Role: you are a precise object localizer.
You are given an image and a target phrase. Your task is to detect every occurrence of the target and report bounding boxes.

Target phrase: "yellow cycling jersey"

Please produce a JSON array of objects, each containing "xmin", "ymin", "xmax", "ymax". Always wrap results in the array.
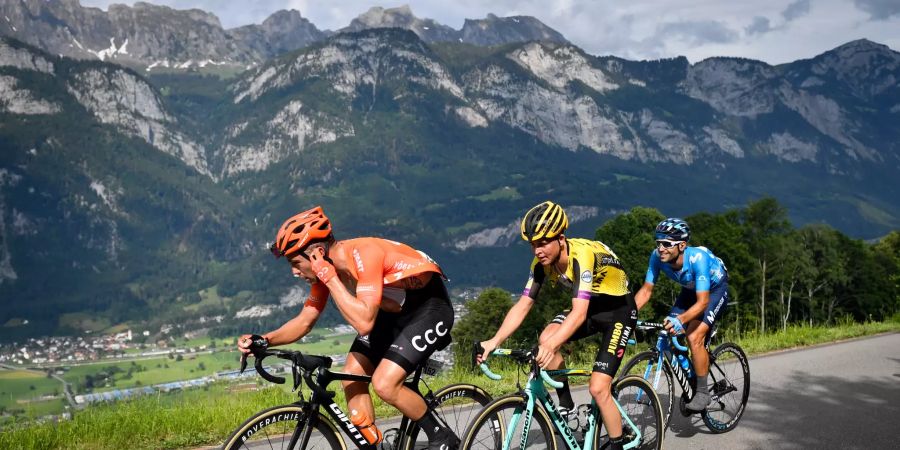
[{"xmin": 523, "ymin": 238, "xmax": 630, "ymax": 300}]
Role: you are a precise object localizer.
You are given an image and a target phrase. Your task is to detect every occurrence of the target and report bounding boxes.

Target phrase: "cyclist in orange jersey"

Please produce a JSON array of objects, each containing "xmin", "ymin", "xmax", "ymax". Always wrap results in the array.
[{"xmin": 238, "ymin": 206, "xmax": 459, "ymax": 450}]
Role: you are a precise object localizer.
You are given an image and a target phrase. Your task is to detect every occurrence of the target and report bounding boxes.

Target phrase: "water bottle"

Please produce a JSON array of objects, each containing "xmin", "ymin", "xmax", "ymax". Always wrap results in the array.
[
  {"xmin": 351, "ymin": 409, "xmax": 383, "ymax": 445},
  {"xmin": 677, "ymin": 353, "xmax": 692, "ymax": 378}
]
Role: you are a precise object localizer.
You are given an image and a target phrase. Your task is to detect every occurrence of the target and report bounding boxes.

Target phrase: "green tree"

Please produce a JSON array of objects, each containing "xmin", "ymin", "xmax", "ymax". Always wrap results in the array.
[
  {"xmin": 742, "ymin": 197, "xmax": 790, "ymax": 333},
  {"xmin": 595, "ymin": 206, "xmax": 675, "ymax": 320},
  {"xmin": 452, "ymin": 288, "xmax": 515, "ymax": 366}
]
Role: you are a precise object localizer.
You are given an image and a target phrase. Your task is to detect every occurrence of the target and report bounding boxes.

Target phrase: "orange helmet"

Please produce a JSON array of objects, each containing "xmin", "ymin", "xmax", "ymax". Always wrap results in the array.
[{"xmin": 270, "ymin": 206, "xmax": 332, "ymax": 258}]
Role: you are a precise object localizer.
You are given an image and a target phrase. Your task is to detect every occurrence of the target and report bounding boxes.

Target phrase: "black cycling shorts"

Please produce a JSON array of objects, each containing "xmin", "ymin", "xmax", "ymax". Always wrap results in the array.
[
  {"xmin": 349, "ymin": 275, "xmax": 453, "ymax": 373},
  {"xmin": 549, "ymin": 293, "xmax": 637, "ymax": 376}
]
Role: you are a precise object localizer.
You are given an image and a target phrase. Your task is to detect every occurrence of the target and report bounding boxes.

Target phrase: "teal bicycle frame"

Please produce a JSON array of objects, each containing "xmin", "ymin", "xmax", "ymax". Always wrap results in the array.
[{"xmin": 479, "ymin": 349, "xmax": 643, "ymax": 450}]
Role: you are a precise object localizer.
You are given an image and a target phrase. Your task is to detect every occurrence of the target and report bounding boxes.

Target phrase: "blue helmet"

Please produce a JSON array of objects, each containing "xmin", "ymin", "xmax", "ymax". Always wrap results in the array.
[{"xmin": 655, "ymin": 218, "xmax": 690, "ymax": 241}]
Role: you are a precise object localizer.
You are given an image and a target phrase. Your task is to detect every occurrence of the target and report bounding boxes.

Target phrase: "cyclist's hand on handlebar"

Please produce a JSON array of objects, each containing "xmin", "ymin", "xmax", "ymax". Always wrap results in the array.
[
  {"xmin": 238, "ymin": 334, "xmax": 269, "ymax": 355},
  {"xmin": 536, "ymin": 340, "xmax": 561, "ymax": 368},
  {"xmin": 476, "ymin": 340, "xmax": 497, "ymax": 365},
  {"xmin": 664, "ymin": 315, "xmax": 685, "ymax": 336},
  {"xmin": 309, "ymin": 247, "xmax": 337, "ymax": 284}
]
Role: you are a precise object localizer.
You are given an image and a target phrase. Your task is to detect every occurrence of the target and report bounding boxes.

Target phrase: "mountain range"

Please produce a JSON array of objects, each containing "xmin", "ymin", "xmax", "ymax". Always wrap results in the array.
[{"xmin": 0, "ymin": 0, "xmax": 898, "ymax": 340}]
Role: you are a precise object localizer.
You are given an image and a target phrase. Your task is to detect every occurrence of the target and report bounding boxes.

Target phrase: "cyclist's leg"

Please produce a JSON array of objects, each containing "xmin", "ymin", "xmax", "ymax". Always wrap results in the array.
[
  {"xmin": 685, "ymin": 282, "xmax": 728, "ymax": 410},
  {"xmin": 373, "ymin": 277, "xmax": 457, "ymax": 448},
  {"xmin": 345, "ymin": 319, "xmax": 393, "ymax": 444},
  {"xmin": 342, "ymin": 350, "xmax": 377, "ymax": 422},
  {"xmin": 589, "ymin": 294, "xmax": 637, "ymax": 450},
  {"xmin": 539, "ymin": 311, "xmax": 590, "ymax": 411}
]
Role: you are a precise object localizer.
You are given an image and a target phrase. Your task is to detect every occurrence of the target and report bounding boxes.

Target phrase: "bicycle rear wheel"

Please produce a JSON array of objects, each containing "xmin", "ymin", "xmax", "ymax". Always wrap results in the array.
[
  {"xmin": 222, "ymin": 404, "xmax": 345, "ymax": 450},
  {"xmin": 701, "ymin": 342, "xmax": 750, "ymax": 433},
  {"xmin": 619, "ymin": 350, "xmax": 674, "ymax": 429},
  {"xmin": 595, "ymin": 375, "xmax": 663, "ymax": 450},
  {"xmin": 402, "ymin": 383, "xmax": 495, "ymax": 450},
  {"xmin": 460, "ymin": 394, "xmax": 557, "ymax": 450}
]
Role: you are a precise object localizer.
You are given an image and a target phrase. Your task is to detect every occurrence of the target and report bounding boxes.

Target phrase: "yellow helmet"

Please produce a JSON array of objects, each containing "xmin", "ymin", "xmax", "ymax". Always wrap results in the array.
[{"xmin": 520, "ymin": 201, "xmax": 568, "ymax": 242}]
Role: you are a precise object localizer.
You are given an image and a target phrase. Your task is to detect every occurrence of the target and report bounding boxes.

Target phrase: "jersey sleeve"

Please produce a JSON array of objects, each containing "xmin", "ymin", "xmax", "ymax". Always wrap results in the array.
[
  {"xmin": 522, "ymin": 257, "xmax": 544, "ymax": 300},
  {"xmin": 571, "ymin": 247, "xmax": 595, "ymax": 300},
  {"xmin": 354, "ymin": 244, "xmax": 387, "ymax": 306},
  {"xmin": 690, "ymin": 249, "xmax": 712, "ymax": 292},
  {"xmin": 303, "ymin": 282, "xmax": 330, "ymax": 312},
  {"xmin": 644, "ymin": 250, "xmax": 661, "ymax": 285}
]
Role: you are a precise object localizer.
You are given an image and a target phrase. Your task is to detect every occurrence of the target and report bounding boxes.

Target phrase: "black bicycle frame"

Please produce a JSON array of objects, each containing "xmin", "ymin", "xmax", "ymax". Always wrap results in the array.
[{"xmin": 290, "ymin": 363, "xmax": 432, "ymax": 450}]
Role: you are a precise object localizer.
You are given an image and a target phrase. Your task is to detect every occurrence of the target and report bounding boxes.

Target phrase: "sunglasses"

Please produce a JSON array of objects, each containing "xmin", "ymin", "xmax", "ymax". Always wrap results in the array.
[{"xmin": 655, "ymin": 239, "xmax": 683, "ymax": 249}]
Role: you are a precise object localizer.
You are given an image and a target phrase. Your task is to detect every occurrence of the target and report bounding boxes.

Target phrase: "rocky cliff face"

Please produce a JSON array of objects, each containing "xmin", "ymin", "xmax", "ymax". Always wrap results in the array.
[
  {"xmin": 341, "ymin": 5, "xmax": 569, "ymax": 46},
  {"xmin": 0, "ymin": 1, "xmax": 567, "ymax": 71},
  {"xmin": 217, "ymin": 31, "xmax": 900, "ymax": 175},
  {"xmin": 0, "ymin": 0, "xmax": 324, "ymax": 70}
]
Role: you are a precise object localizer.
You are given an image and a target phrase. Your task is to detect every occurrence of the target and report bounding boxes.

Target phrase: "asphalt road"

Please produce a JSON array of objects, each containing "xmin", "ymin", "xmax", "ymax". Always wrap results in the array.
[{"xmin": 566, "ymin": 332, "xmax": 900, "ymax": 450}]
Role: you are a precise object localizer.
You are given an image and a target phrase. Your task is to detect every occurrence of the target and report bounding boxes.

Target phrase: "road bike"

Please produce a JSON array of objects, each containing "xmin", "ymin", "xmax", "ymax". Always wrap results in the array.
[
  {"xmin": 618, "ymin": 321, "xmax": 750, "ymax": 433},
  {"xmin": 222, "ymin": 345, "xmax": 494, "ymax": 450},
  {"xmin": 460, "ymin": 346, "xmax": 664, "ymax": 450}
]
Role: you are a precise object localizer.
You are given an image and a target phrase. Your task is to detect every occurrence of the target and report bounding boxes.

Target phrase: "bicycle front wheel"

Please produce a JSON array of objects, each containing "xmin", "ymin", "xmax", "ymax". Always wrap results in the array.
[
  {"xmin": 222, "ymin": 404, "xmax": 346, "ymax": 450},
  {"xmin": 701, "ymin": 342, "xmax": 750, "ymax": 433},
  {"xmin": 402, "ymin": 383, "xmax": 495, "ymax": 450},
  {"xmin": 460, "ymin": 394, "xmax": 557, "ymax": 450},
  {"xmin": 619, "ymin": 350, "xmax": 674, "ymax": 429},
  {"xmin": 597, "ymin": 375, "xmax": 663, "ymax": 450}
]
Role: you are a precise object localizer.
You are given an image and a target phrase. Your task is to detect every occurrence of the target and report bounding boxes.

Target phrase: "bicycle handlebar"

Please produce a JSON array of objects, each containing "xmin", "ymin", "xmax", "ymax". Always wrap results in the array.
[
  {"xmin": 636, "ymin": 320, "xmax": 689, "ymax": 351},
  {"xmin": 474, "ymin": 346, "xmax": 565, "ymax": 388},
  {"xmin": 240, "ymin": 344, "xmax": 334, "ymax": 387}
]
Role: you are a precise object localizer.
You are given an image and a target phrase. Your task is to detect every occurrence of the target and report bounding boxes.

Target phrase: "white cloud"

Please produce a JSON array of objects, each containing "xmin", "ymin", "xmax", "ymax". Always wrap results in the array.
[
  {"xmin": 78, "ymin": 0, "xmax": 900, "ymax": 64},
  {"xmin": 853, "ymin": 0, "xmax": 900, "ymax": 20}
]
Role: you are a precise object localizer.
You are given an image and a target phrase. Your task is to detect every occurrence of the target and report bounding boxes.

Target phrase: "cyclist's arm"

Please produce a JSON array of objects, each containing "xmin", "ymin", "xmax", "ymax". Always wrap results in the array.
[
  {"xmin": 263, "ymin": 305, "xmax": 321, "ymax": 346},
  {"xmin": 544, "ymin": 298, "xmax": 588, "ymax": 350},
  {"xmin": 635, "ymin": 281, "xmax": 655, "ymax": 310},
  {"xmin": 676, "ymin": 290, "xmax": 709, "ymax": 324},
  {"xmin": 315, "ymin": 246, "xmax": 381, "ymax": 336},
  {"xmin": 637, "ymin": 250, "xmax": 661, "ymax": 310},
  {"xmin": 484, "ymin": 295, "xmax": 535, "ymax": 347}
]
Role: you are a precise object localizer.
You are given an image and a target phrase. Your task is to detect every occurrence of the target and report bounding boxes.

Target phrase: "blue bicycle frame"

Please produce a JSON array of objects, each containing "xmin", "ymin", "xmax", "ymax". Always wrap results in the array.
[{"xmin": 632, "ymin": 321, "xmax": 694, "ymax": 403}]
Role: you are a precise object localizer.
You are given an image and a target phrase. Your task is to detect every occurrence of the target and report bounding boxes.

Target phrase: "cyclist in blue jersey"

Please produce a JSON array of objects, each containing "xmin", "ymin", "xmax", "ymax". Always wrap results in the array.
[{"xmin": 634, "ymin": 218, "xmax": 729, "ymax": 411}]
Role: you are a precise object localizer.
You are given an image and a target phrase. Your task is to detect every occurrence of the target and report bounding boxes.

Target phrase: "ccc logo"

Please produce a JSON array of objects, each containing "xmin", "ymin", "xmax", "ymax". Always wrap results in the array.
[{"xmin": 412, "ymin": 322, "xmax": 448, "ymax": 351}]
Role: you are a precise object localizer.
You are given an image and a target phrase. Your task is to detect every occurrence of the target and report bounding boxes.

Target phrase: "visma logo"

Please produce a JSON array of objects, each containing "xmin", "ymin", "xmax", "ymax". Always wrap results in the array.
[{"xmin": 412, "ymin": 322, "xmax": 448, "ymax": 351}]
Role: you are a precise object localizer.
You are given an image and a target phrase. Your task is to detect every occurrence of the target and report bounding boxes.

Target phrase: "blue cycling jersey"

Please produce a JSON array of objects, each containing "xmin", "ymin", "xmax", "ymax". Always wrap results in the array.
[{"xmin": 645, "ymin": 246, "xmax": 726, "ymax": 292}]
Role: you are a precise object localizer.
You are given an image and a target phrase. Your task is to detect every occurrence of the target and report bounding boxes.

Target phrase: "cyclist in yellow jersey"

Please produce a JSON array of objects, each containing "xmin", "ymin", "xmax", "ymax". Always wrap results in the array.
[{"xmin": 476, "ymin": 201, "xmax": 637, "ymax": 450}]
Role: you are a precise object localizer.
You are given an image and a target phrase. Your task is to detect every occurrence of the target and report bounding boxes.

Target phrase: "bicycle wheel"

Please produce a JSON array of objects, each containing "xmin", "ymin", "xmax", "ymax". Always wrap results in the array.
[
  {"xmin": 402, "ymin": 384, "xmax": 495, "ymax": 450},
  {"xmin": 701, "ymin": 342, "xmax": 750, "ymax": 433},
  {"xmin": 593, "ymin": 375, "xmax": 663, "ymax": 450},
  {"xmin": 222, "ymin": 404, "xmax": 345, "ymax": 450},
  {"xmin": 619, "ymin": 350, "xmax": 674, "ymax": 429},
  {"xmin": 460, "ymin": 394, "xmax": 557, "ymax": 450}
]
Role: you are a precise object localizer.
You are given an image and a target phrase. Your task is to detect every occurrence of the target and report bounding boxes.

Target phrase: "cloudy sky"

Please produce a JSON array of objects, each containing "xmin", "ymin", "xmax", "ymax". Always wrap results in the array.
[{"xmin": 80, "ymin": 0, "xmax": 900, "ymax": 64}]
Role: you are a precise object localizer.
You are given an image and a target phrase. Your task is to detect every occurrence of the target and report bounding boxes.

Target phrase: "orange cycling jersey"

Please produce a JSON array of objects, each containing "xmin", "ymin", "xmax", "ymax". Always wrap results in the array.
[{"xmin": 304, "ymin": 238, "xmax": 444, "ymax": 312}]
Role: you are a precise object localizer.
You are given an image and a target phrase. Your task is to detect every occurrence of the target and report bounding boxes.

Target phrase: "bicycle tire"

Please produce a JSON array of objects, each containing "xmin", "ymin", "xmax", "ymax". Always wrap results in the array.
[
  {"xmin": 400, "ymin": 383, "xmax": 495, "ymax": 450},
  {"xmin": 594, "ymin": 375, "xmax": 664, "ymax": 450},
  {"xmin": 619, "ymin": 350, "xmax": 674, "ymax": 429},
  {"xmin": 460, "ymin": 394, "xmax": 557, "ymax": 450},
  {"xmin": 222, "ymin": 404, "xmax": 346, "ymax": 450},
  {"xmin": 701, "ymin": 342, "xmax": 750, "ymax": 433}
]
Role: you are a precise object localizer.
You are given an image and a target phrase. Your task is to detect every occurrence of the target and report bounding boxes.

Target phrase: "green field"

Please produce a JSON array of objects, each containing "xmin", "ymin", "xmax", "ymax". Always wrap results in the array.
[
  {"xmin": 0, "ymin": 331, "xmax": 358, "ymax": 418},
  {"xmin": 0, "ymin": 369, "xmax": 63, "ymax": 415}
]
